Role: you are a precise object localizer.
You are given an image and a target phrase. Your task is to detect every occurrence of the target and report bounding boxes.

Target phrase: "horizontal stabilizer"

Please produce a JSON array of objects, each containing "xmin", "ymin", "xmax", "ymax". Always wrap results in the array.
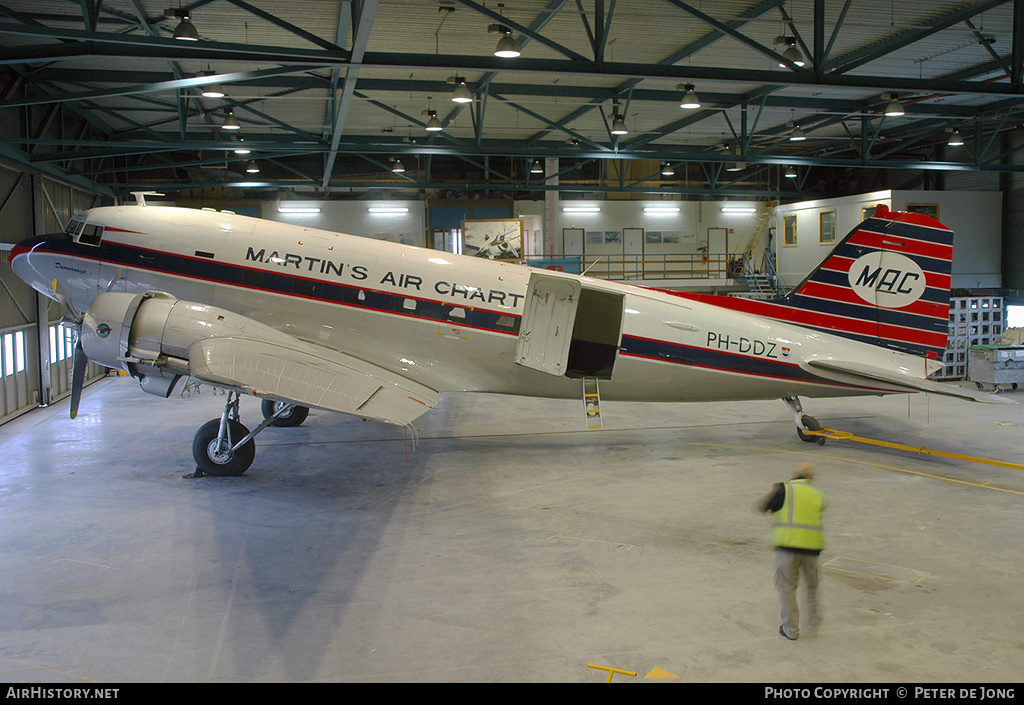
[
  {"xmin": 189, "ymin": 336, "xmax": 439, "ymax": 425},
  {"xmin": 806, "ymin": 359, "xmax": 1016, "ymax": 404}
]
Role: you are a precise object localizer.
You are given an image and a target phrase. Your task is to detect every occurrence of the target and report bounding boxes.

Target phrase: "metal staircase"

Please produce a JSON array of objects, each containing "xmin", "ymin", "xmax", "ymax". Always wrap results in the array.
[{"xmin": 736, "ymin": 201, "xmax": 785, "ymax": 298}]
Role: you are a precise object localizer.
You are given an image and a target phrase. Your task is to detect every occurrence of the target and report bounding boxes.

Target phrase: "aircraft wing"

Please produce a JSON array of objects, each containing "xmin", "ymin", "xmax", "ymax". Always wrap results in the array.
[
  {"xmin": 189, "ymin": 336, "xmax": 439, "ymax": 425},
  {"xmin": 805, "ymin": 359, "xmax": 1016, "ymax": 404}
]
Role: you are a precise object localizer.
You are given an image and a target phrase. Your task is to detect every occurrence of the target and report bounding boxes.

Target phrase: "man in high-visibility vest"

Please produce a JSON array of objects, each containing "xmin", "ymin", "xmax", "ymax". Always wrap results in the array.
[{"xmin": 759, "ymin": 463, "xmax": 828, "ymax": 640}]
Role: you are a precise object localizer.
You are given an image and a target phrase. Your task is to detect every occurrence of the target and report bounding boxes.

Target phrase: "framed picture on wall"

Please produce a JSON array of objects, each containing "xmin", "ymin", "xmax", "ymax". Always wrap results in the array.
[
  {"xmin": 819, "ymin": 210, "xmax": 837, "ymax": 245},
  {"xmin": 783, "ymin": 215, "xmax": 797, "ymax": 247},
  {"xmin": 461, "ymin": 218, "xmax": 523, "ymax": 260},
  {"xmin": 906, "ymin": 203, "xmax": 939, "ymax": 220}
]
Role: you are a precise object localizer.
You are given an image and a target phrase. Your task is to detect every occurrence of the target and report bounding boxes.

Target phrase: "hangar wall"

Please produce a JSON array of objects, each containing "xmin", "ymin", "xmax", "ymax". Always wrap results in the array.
[{"xmin": 776, "ymin": 190, "xmax": 1002, "ymax": 291}]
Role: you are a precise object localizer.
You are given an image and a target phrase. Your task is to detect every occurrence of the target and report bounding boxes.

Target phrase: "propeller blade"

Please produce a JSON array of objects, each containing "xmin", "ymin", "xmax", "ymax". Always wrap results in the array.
[{"xmin": 70, "ymin": 341, "xmax": 87, "ymax": 420}]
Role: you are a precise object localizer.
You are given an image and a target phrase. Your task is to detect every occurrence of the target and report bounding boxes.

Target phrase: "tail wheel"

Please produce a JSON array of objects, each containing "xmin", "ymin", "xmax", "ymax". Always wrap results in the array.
[
  {"xmin": 261, "ymin": 399, "xmax": 309, "ymax": 427},
  {"xmin": 193, "ymin": 418, "xmax": 255, "ymax": 476}
]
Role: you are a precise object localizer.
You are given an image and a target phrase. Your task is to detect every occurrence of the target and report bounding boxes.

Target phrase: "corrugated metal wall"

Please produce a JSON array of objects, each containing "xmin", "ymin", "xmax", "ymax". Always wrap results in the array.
[{"xmin": 0, "ymin": 165, "xmax": 35, "ymax": 331}]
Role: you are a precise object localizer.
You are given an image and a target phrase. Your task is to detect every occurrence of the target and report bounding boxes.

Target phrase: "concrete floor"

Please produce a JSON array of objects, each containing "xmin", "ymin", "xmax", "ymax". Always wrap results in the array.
[{"xmin": 0, "ymin": 376, "xmax": 1023, "ymax": 683}]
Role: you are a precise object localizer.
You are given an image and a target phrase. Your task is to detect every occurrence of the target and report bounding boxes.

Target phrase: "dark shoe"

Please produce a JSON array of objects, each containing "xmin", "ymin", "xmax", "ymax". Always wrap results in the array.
[{"xmin": 779, "ymin": 625, "xmax": 797, "ymax": 640}]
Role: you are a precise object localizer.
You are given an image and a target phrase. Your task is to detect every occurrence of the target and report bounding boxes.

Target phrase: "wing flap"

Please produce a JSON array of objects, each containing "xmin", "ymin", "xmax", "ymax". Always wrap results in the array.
[
  {"xmin": 806, "ymin": 359, "xmax": 1015, "ymax": 404},
  {"xmin": 189, "ymin": 336, "xmax": 439, "ymax": 425}
]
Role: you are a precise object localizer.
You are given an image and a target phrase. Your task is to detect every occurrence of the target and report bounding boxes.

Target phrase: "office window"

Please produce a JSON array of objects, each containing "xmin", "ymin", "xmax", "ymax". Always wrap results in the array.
[
  {"xmin": 783, "ymin": 215, "xmax": 797, "ymax": 247},
  {"xmin": 820, "ymin": 210, "xmax": 836, "ymax": 244}
]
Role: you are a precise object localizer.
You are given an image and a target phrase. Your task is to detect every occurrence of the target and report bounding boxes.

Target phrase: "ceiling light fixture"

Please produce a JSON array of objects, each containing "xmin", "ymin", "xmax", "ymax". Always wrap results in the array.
[
  {"xmin": 609, "ymin": 102, "xmax": 628, "ymax": 135},
  {"xmin": 775, "ymin": 36, "xmax": 804, "ymax": 67},
  {"xmin": 784, "ymin": 165, "xmax": 797, "ymax": 178},
  {"xmin": 232, "ymin": 137, "xmax": 250, "ymax": 155},
  {"xmin": 721, "ymin": 206, "xmax": 757, "ymax": 214},
  {"xmin": 245, "ymin": 160, "xmax": 260, "ymax": 174},
  {"xmin": 220, "ymin": 110, "xmax": 240, "ymax": 130},
  {"xmin": 166, "ymin": 9, "xmax": 199, "ymax": 41},
  {"xmin": 948, "ymin": 129, "xmax": 964, "ymax": 146},
  {"xmin": 423, "ymin": 109, "xmax": 443, "ymax": 132},
  {"xmin": 449, "ymin": 76, "xmax": 473, "ymax": 103},
  {"xmin": 278, "ymin": 207, "xmax": 321, "ymax": 214},
  {"xmin": 789, "ymin": 123, "xmax": 806, "ymax": 141},
  {"xmin": 368, "ymin": 206, "xmax": 410, "ymax": 214},
  {"xmin": 391, "ymin": 158, "xmax": 406, "ymax": 173},
  {"xmin": 884, "ymin": 94, "xmax": 905, "ymax": 117},
  {"xmin": 661, "ymin": 162, "xmax": 675, "ymax": 176},
  {"xmin": 644, "ymin": 206, "xmax": 680, "ymax": 214},
  {"xmin": 678, "ymin": 83, "xmax": 701, "ymax": 110},
  {"xmin": 491, "ymin": 25, "xmax": 520, "ymax": 58},
  {"xmin": 562, "ymin": 206, "xmax": 601, "ymax": 213},
  {"xmin": 530, "ymin": 159, "xmax": 543, "ymax": 174}
]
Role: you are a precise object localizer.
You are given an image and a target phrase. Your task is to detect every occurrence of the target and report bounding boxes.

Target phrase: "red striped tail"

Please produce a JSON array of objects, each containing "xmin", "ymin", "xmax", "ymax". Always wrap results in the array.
[{"xmin": 781, "ymin": 204, "xmax": 952, "ymax": 358}]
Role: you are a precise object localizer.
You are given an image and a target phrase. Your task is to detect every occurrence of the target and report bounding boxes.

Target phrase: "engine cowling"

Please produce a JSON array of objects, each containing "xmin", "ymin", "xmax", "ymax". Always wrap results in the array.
[{"xmin": 80, "ymin": 291, "xmax": 297, "ymax": 398}]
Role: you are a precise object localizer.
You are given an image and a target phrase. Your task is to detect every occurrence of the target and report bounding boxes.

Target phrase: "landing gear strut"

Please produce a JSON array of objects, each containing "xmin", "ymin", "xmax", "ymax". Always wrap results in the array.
[
  {"xmin": 783, "ymin": 395, "xmax": 826, "ymax": 445},
  {"xmin": 191, "ymin": 391, "xmax": 297, "ymax": 476}
]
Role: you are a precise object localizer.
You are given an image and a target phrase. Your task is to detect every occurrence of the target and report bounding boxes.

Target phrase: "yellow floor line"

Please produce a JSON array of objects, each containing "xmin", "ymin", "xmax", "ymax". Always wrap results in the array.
[{"xmin": 586, "ymin": 433, "xmax": 1024, "ymax": 497}]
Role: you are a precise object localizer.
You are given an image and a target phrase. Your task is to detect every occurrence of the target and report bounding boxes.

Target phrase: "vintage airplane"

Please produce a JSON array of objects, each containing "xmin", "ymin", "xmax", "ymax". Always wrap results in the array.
[{"xmin": 8, "ymin": 199, "xmax": 1006, "ymax": 476}]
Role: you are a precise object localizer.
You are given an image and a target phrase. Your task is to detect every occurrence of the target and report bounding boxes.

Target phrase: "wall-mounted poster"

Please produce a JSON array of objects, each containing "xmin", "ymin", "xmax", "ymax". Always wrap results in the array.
[
  {"xmin": 662, "ymin": 231, "xmax": 681, "ymax": 244},
  {"xmin": 604, "ymin": 230, "xmax": 621, "ymax": 244},
  {"xmin": 646, "ymin": 231, "xmax": 663, "ymax": 244},
  {"xmin": 461, "ymin": 218, "xmax": 524, "ymax": 260},
  {"xmin": 586, "ymin": 230, "xmax": 604, "ymax": 245}
]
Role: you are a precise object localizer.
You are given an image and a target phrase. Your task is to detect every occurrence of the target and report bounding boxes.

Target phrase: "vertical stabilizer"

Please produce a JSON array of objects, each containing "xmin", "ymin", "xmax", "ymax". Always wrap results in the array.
[{"xmin": 780, "ymin": 205, "xmax": 952, "ymax": 358}]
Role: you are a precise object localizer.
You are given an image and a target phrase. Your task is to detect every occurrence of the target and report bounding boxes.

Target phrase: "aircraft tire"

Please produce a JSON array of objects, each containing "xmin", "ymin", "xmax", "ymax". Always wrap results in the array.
[
  {"xmin": 797, "ymin": 415, "xmax": 825, "ymax": 445},
  {"xmin": 261, "ymin": 400, "xmax": 309, "ymax": 427},
  {"xmin": 193, "ymin": 418, "xmax": 255, "ymax": 476}
]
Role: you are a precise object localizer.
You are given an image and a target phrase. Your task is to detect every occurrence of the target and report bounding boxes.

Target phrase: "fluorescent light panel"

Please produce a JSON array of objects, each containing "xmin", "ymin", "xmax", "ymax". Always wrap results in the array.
[
  {"xmin": 278, "ymin": 206, "xmax": 320, "ymax": 214},
  {"xmin": 721, "ymin": 206, "xmax": 756, "ymax": 213},
  {"xmin": 644, "ymin": 206, "xmax": 680, "ymax": 213},
  {"xmin": 368, "ymin": 206, "xmax": 409, "ymax": 213},
  {"xmin": 562, "ymin": 206, "xmax": 600, "ymax": 213}
]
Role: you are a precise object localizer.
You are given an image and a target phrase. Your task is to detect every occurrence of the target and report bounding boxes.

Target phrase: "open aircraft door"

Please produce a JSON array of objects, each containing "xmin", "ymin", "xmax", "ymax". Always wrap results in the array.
[
  {"xmin": 515, "ymin": 273, "xmax": 582, "ymax": 376},
  {"xmin": 515, "ymin": 272, "xmax": 625, "ymax": 380}
]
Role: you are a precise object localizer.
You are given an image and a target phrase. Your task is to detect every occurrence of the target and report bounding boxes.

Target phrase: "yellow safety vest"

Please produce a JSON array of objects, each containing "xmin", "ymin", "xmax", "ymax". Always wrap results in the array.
[{"xmin": 770, "ymin": 479, "xmax": 826, "ymax": 551}]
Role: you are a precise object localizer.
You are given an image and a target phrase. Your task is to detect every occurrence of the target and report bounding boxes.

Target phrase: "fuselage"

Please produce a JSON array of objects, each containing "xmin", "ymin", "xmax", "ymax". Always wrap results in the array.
[{"xmin": 11, "ymin": 205, "xmax": 926, "ymax": 404}]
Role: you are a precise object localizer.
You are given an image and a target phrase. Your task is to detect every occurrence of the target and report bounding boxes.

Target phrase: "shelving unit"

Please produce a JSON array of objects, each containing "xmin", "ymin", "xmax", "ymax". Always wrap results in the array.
[{"xmin": 934, "ymin": 296, "xmax": 1004, "ymax": 380}]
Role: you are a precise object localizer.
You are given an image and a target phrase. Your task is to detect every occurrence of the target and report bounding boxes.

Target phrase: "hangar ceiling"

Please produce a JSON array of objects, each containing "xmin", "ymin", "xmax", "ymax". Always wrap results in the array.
[{"xmin": 2, "ymin": 0, "xmax": 1024, "ymax": 201}]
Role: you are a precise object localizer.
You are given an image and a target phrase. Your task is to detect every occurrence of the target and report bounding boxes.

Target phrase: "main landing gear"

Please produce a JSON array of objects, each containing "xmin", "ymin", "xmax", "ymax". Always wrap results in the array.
[
  {"xmin": 782, "ymin": 395, "xmax": 826, "ymax": 445},
  {"xmin": 191, "ymin": 391, "xmax": 310, "ymax": 476}
]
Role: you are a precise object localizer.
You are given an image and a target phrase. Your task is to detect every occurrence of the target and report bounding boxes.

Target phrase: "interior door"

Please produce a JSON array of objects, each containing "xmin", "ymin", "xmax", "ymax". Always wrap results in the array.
[{"xmin": 515, "ymin": 273, "xmax": 581, "ymax": 376}]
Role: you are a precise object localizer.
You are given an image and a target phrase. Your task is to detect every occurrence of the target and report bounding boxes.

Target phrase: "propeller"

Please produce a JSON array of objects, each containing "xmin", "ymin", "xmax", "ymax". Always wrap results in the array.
[
  {"xmin": 52, "ymin": 268, "xmax": 124, "ymax": 419},
  {"xmin": 50, "ymin": 278, "xmax": 87, "ymax": 419},
  {"xmin": 69, "ymin": 339, "xmax": 87, "ymax": 419}
]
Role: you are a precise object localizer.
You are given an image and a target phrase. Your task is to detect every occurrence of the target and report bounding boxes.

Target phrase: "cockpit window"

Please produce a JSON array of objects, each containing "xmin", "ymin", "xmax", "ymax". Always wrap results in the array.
[
  {"xmin": 79, "ymin": 224, "xmax": 104, "ymax": 246},
  {"xmin": 63, "ymin": 216, "xmax": 85, "ymax": 237}
]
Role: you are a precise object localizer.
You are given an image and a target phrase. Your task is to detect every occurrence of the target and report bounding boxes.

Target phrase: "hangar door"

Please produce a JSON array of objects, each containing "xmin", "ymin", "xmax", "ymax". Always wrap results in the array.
[{"xmin": 515, "ymin": 272, "xmax": 624, "ymax": 379}]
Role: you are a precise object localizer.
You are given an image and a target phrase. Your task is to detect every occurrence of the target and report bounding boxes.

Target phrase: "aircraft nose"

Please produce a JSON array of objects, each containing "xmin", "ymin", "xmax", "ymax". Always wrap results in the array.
[{"xmin": 9, "ymin": 232, "xmax": 72, "ymax": 293}]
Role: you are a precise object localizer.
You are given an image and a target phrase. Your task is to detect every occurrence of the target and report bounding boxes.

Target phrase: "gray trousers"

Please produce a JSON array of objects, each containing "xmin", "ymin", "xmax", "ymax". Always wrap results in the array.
[{"xmin": 774, "ymin": 548, "xmax": 821, "ymax": 639}]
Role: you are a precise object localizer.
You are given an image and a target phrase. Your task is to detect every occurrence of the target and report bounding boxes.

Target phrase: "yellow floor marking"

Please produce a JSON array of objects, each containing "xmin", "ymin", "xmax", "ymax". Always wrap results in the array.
[
  {"xmin": 422, "ymin": 614, "xmax": 480, "ymax": 631},
  {"xmin": 645, "ymin": 666, "xmax": 681, "ymax": 679},
  {"xmin": 822, "ymin": 556, "xmax": 933, "ymax": 586},
  {"xmin": 583, "ymin": 433, "xmax": 1024, "ymax": 497},
  {"xmin": 547, "ymin": 535, "xmax": 633, "ymax": 550},
  {"xmin": 0, "ymin": 655, "xmax": 100, "ymax": 682}
]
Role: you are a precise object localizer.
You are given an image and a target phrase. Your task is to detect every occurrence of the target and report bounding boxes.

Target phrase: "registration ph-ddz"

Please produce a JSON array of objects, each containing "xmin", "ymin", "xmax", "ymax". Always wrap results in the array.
[{"xmin": 764, "ymin": 688, "xmax": 1014, "ymax": 700}]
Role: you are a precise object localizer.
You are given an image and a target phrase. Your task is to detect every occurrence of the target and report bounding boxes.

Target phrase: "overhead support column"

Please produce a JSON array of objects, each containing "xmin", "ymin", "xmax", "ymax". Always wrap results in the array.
[
  {"xmin": 545, "ymin": 157, "xmax": 559, "ymax": 256},
  {"xmin": 31, "ymin": 176, "xmax": 51, "ymax": 407}
]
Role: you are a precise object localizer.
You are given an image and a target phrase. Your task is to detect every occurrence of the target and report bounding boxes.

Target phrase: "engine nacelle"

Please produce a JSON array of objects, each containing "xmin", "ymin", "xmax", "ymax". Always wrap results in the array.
[{"xmin": 80, "ymin": 291, "xmax": 296, "ymax": 398}]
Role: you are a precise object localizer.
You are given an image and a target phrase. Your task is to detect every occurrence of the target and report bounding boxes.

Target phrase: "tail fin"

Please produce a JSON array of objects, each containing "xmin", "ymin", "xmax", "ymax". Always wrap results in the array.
[{"xmin": 780, "ymin": 204, "xmax": 952, "ymax": 359}]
